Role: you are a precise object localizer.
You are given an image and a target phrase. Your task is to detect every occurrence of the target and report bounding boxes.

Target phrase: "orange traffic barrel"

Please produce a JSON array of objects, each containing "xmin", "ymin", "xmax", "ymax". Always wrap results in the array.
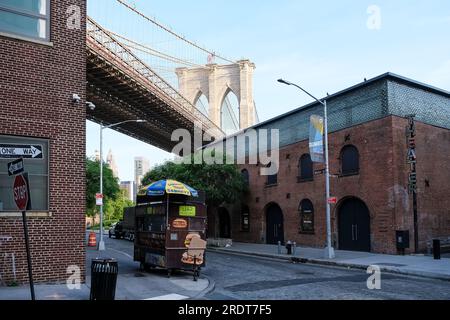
[{"xmin": 88, "ymin": 232, "xmax": 97, "ymax": 247}]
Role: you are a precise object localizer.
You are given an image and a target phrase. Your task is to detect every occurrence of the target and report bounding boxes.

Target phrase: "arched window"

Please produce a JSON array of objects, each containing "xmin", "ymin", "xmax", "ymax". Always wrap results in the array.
[
  {"xmin": 241, "ymin": 205, "xmax": 250, "ymax": 232},
  {"xmin": 194, "ymin": 93, "xmax": 209, "ymax": 117},
  {"xmin": 341, "ymin": 145, "xmax": 360, "ymax": 176},
  {"xmin": 266, "ymin": 163, "xmax": 278, "ymax": 186},
  {"xmin": 221, "ymin": 90, "xmax": 240, "ymax": 135},
  {"xmin": 299, "ymin": 199, "xmax": 314, "ymax": 233},
  {"xmin": 298, "ymin": 154, "xmax": 313, "ymax": 182},
  {"xmin": 241, "ymin": 169, "xmax": 249, "ymax": 186}
]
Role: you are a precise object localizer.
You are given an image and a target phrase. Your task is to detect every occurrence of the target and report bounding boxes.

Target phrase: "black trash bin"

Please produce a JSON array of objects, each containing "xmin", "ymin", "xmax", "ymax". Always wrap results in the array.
[
  {"xmin": 286, "ymin": 241, "xmax": 292, "ymax": 255},
  {"xmin": 90, "ymin": 258, "xmax": 118, "ymax": 300},
  {"xmin": 433, "ymin": 239, "xmax": 441, "ymax": 260}
]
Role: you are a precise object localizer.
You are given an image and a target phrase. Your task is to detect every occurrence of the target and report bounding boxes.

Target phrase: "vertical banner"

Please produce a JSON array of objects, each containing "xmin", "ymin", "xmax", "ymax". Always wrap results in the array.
[{"xmin": 309, "ymin": 115, "xmax": 325, "ymax": 163}]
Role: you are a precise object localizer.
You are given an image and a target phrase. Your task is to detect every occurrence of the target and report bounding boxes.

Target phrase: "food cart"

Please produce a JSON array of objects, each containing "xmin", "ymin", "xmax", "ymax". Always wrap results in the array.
[{"xmin": 133, "ymin": 180, "xmax": 207, "ymax": 280}]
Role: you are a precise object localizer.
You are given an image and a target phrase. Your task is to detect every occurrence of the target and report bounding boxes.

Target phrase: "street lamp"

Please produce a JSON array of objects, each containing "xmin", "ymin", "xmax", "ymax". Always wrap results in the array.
[
  {"xmin": 98, "ymin": 119, "xmax": 147, "ymax": 251},
  {"xmin": 277, "ymin": 79, "xmax": 335, "ymax": 259}
]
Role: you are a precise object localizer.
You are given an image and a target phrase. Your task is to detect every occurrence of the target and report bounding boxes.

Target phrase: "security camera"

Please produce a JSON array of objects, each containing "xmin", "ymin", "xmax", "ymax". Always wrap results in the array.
[
  {"xmin": 72, "ymin": 93, "xmax": 81, "ymax": 103},
  {"xmin": 86, "ymin": 101, "xmax": 96, "ymax": 111}
]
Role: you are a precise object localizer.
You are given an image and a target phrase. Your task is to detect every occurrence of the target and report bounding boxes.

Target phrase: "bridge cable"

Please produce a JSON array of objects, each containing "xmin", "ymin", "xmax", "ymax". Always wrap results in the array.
[
  {"xmin": 116, "ymin": 0, "xmax": 236, "ymax": 65},
  {"xmin": 106, "ymin": 28, "xmax": 206, "ymax": 69},
  {"xmin": 223, "ymin": 96, "xmax": 240, "ymax": 131}
]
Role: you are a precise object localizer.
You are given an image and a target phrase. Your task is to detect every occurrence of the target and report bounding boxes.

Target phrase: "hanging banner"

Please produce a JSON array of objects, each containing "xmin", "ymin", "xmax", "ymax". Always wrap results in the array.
[{"xmin": 309, "ymin": 115, "xmax": 325, "ymax": 163}]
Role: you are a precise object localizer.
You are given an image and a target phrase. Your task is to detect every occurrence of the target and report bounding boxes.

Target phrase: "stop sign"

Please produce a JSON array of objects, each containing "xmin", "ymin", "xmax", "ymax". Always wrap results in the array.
[{"xmin": 13, "ymin": 174, "xmax": 29, "ymax": 211}]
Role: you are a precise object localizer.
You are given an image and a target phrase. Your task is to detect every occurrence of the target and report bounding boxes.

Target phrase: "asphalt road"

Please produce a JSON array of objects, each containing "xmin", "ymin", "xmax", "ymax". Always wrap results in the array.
[
  {"xmin": 102, "ymin": 235, "xmax": 450, "ymax": 300},
  {"xmin": 202, "ymin": 252, "xmax": 450, "ymax": 300}
]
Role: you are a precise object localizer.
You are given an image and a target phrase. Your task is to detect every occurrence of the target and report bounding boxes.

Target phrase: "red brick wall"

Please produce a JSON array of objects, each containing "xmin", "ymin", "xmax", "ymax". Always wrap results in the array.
[
  {"xmin": 0, "ymin": 0, "xmax": 86, "ymax": 284},
  {"xmin": 391, "ymin": 117, "xmax": 450, "ymax": 252},
  {"xmin": 227, "ymin": 116, "xmax": 450, "ymax": 255}
]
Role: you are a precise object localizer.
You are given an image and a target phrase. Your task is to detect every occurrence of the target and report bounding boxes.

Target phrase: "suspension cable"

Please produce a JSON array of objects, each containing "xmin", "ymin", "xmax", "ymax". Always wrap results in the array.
[
  {"xmin": 106, "ymin": 28, "xmax": 206, "ymax": 68},
  {"xmin": 223, "ymin": 96, "xmax": 240, "ymax": 130},
  {"xmin": 116, "ymin": 0, "xmax": 236, "ymax": 65}
]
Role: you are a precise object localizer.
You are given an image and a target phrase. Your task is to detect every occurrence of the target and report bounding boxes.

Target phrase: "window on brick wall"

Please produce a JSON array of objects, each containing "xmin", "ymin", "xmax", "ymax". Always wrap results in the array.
[
  {"xmin": 241, "ymin": 169, "xmax": 249, "ymax": 187},
  {"xmin": 299, "ymin": 199, "xmax": 314, "ymax": 234},
  {"xmin": 241, "ymin": 205, "xmax": 250, "ymax": 232},
  {"xmin": 266, "ymin": 162, "xmax": 278, "ymax": 186},
  {"xmin": 298, "ymin": 154, "xmax": 314, "ymax": 182},
  {"xmin": 0, "ymin": 135, "xmax": 49, "ymax": 212},
  {"xmin": 340, "ymin": 145, "xmax": 360, "ymax": 176},
  {"xmin": 0, "ymin": 0, "xmax": 50, "ymax": 41}
]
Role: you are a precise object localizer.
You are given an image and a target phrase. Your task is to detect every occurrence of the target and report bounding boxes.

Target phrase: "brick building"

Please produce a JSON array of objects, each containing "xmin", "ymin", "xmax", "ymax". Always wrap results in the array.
[
  {"xmin": 0, "ymin": 1, "xmax": 86, "ymax": 284},
  {"xmin": 209, "ymin": 73, "xmax": 450, "ymax": 255}
]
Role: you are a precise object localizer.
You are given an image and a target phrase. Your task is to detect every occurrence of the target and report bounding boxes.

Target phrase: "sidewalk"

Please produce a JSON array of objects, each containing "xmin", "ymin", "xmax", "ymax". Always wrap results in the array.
[
  {"xmin": 208, "ymin": 242, "xmax": 450, "ymax": 281},
  {"xmin": 0, "ymin": 236, "xmax": 212, "ymax": 300}
]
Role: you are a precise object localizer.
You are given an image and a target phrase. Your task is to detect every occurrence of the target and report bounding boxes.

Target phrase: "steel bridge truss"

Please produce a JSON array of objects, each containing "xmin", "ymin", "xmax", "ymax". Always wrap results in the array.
[{"xmin": 86, "ymin": 17, "xmax": 224, "ymax": 152}]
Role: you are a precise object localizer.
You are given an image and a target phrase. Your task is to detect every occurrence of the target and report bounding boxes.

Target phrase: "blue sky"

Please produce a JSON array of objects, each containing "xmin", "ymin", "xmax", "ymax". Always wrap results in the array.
[{"xmin": 86, "ymin": 0, "xmax": 450, "ymax": 181}]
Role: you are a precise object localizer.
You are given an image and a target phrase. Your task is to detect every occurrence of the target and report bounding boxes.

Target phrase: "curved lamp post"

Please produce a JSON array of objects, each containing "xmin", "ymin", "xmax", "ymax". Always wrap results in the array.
[
  {"xmin": 98, "ymin": 119, "xmax": 147, "ymax": 251},
  {"xmin": 277, "ymin": 79, "xmax": 335, "ymax": 259}
]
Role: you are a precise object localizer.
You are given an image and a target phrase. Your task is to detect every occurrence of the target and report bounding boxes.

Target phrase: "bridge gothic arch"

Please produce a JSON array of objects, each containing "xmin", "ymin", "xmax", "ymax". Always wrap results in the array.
[
  {"xmin": 176, "ymin": 60, "xmax": 256, "ymax": 133},
  {"xmin": 194, "ymin": 91, "xmax": 209, "ymax": 117}
]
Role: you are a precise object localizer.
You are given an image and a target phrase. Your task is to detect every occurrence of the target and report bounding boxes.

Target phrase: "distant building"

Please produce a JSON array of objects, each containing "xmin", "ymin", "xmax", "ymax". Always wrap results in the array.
[
  {"xmin": 120, "ymin": 181, "xmax": 134, "ymax": 202},
  {"xmin": 106, "ymin": 149, "xmax": 119, "ymax": 178},
  {"xmin": 94, "ymin": 149, "xmax": 100, "ymax": 162},
  {"xmin": 134, "ymin": 156, "xmax": 150, "ymax": 198}
]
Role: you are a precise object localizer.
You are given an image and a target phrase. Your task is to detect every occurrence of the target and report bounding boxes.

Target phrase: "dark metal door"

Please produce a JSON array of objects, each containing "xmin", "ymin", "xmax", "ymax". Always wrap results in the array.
[
  {"xmin": 266, "ymin": 204, "xmax": 284, "ymax": 245},
  {"xmin": 338, "ymin": 198, "xmax": 371, "ymax": 252},
  {"xmin": 218, "ymin": 208, "xmax": 231, "ymax": 238}
]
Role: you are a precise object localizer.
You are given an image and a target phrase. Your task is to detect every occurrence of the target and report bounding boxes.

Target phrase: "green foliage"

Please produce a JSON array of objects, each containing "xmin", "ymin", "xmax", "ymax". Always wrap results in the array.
[
  {"xmin": 141, "ymin": 152, "xmax": 247, "ymax": 207},
  {"xmin": 104, "ymin": 189, "xmax": 134, "ymax": 221},
  {"xmin": 86, "ymin": 157, "xmax": 121, "ymax": 217}
]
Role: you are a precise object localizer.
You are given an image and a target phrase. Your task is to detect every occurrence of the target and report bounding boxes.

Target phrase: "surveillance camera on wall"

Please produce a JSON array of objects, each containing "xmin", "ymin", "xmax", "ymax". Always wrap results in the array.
[
  {"xmin": 86, "ymin": 101, "xmax": 96, "ymax": 111},
  {"xmin": 72, "ymin": 93, "xmax": 81, "ymax": 103}
]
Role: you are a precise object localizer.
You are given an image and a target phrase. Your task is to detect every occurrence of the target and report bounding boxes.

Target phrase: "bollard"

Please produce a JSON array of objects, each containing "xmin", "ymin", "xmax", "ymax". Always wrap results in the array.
[
  {"xmin": 433, "ymin": 239, "xmax": 441, "ymax": 260},
  {"xmin": 277, "ymin": 241, "xmax": 281, "ymax": 254},
  {"xmin": 292, "ymin": 242, "xmax": 297, "ymax": 255}
]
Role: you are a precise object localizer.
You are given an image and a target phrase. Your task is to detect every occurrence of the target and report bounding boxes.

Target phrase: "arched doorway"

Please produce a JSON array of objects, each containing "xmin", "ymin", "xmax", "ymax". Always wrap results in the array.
[
  {"xmin": 266, "ymin": 203, "xmax": 284, "ymax": 244},
  {"xmin": 338, "ymin": 198, "xmax": 371, "ymax": 252},
  {"xmin": 218, "ymin": 207, "xmax": 231, "ymax": 238}
]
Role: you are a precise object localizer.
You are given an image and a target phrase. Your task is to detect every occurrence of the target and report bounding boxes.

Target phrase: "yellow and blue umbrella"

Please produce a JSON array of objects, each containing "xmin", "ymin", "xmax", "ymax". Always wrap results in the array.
[{"xmin": 139, "ymin": 179, "xmax": 198, "ymax": 197}]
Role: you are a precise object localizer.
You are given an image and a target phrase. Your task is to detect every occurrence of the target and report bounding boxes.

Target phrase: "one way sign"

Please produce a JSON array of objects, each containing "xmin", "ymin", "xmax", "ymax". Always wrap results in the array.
[
  {"xmin": 0, "ymin": 144, "xmax": 43, "ymax": 159},
  {"xmin": 8, "ymin": 158, "xmax": 25, "ymax": 176}
]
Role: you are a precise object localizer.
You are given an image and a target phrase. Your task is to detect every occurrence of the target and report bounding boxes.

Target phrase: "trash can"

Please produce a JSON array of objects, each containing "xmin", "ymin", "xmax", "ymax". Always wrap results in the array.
[
  {"xmin": 286, "ymin": 241, "xmax": 292, "ymax": 255},
  {"xmin": 90, "ymin": 258, "xmax": 118, "ymax": 300},
  {"xmin": 433, "ymin": 239, "xmax": 441, "ymax": 260}
]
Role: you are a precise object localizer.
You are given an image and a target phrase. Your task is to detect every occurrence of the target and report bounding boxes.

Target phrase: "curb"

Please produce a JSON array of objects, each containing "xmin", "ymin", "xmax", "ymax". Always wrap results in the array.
[
  {"xmin": 191, "ymin": 274, "xmax": 216, "ymax": 300},
  {"xmin": 207, "ymin": 247, "xmax": 450, "ymax": 282}
]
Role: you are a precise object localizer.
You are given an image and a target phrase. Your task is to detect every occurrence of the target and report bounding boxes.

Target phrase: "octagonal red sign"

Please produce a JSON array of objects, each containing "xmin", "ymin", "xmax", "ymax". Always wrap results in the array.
[{"xmin": 13, "ymin": 174, "xmax": 29, "ymax": 211}]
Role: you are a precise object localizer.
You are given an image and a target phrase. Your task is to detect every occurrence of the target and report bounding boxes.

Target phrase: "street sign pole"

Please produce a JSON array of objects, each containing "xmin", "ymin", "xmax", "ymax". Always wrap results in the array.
[
  {"xmin": 22, "ymin": 209, "xmax": 35, "ymax": 300},
  {"xmin": 13, "ymin": 172, "xmax": 35, "ymax": 300},
  {"xmin": 98, "ymin": 125, "xmax": 105, "ymax": 251},
  {"xmin": 323, "ymin": 100, "xmax": 335, "ymax": 259}
]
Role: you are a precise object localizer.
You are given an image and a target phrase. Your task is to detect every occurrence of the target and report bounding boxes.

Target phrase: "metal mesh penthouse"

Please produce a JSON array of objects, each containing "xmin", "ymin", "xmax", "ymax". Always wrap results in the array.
[{"xmin": 215, "ymin": 72, "xmax": 450, "ymax": 155}]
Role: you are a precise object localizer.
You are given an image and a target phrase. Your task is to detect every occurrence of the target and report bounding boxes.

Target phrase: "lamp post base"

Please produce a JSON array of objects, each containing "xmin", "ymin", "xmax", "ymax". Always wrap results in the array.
[
  {"xmin": 98, "ymin": 240, "xmax": 106, "ymax": 251},
  {"xmin": 324, "ymin": 246, "xmax": 335, "ymax": 259}
]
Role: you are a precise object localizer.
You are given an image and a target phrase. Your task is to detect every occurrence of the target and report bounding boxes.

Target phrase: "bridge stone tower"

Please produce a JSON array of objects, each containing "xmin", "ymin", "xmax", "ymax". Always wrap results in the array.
[{"xmin": 176, "ymin": 60, "xmax": 256, "ymax": 131}]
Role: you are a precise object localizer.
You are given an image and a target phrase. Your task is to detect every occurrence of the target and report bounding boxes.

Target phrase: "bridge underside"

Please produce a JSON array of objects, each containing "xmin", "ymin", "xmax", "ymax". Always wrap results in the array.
[
  {"xmin": 86, "ymin": 19, "xmax": 223, "ymax": 153},
  {"xmin": 86, "ymin": 56, "xmax": 181, "ymax": 152}
]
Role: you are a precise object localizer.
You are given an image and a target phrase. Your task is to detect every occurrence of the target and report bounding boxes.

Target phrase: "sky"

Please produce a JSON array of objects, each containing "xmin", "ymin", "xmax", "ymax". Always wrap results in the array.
[{"xmin": 86, "ymin": 0, "xmax": 450, "ymax": 182}]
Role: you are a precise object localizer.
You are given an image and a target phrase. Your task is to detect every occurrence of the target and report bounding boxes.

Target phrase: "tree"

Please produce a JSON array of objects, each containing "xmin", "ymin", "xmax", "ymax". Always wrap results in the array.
[
  {"xmin": 141, "ymin": 153, "xmax": 247, "ymax": 207},
  {"xmin": 104, "ymin": 189, "xmax": 134, "ymax": 222},
  {"xmin": 86, "ymin": 157, "xmax": 120, "ymax": 217}
]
